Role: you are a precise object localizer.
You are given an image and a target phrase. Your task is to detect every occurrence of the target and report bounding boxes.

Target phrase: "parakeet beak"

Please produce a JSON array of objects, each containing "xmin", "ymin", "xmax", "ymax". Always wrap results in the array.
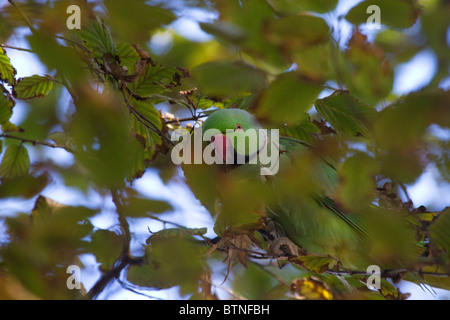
[{"xmin": 211, "ymin": 133, "xmax": 231, "ymax": 162}]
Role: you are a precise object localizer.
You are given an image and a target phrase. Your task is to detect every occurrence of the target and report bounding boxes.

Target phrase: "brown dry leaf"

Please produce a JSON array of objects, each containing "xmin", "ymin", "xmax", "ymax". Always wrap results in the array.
[
  {"xmin": 204, "ymin": 229, "xmax": 262, "ymax": 283},
  {"xmin": 103, "ymin": 53, "xmax": 149, "ymax": 83},
  {"xmin": 222, "ymin": 230, "xmax": 262, "ymax": 282}
]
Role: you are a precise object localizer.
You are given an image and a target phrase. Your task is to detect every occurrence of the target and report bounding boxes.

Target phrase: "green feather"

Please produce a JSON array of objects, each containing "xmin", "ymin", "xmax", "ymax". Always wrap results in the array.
[{"xmin": 186, "ymin": 109, "xmax": 424, "ymax": 270}]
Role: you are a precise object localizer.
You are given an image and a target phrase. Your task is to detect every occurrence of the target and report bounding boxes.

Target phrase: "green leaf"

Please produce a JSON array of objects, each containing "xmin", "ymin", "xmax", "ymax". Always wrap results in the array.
[
  {"xmin": 31, "ymin": 204, "xmax": 96, "ymax": 251},
  {"xmin": 429, "ymin": 208, "xmax": 450, "ymax": 261},
  {"xmin": 291, "ymin": 254, "xmax": 337, "ymax": 273},
  {"xmin": 192, "ymin": 61, "xmax": 266, "ymax": 97},
  {"xmin": 78, "ymin": 18, "xmax": 117, "ymax": 59},
  {"xmin": 337, "ymin": 152, "xmax": 379, "ymax": 211},
  {"xmin": 129, "ymin": 234, "xmax": 207, "ymax": 294},
  {"xmin": 130, "ymin": 98, "xmax": 163, "ymax": 146},
  {"xmin": 431, "ymin": 140, "xmax": 450, "ymax": 183},
  {"xmin": 30, "ymin": 195, "xmax": 66, "ymax": 221},
  {"xmin": 126, "ymin": 140, "xmax": 146, "ymax": 181},
  {"xmin": 279, "ymin": 115, "xmax": 320, "ymax": 143},
  {"xmin": 123, "ymin": 197, "xmax": 173, "ymax": 217},
  {"xmin": 346, "ymin": 0, "xmax": 421, "ymax": 29},
  {"xmin": 117, "ymin": 43, "xmax": 140, "ymax": 73},
  {"xmin": 0, "ymin": 173, "xmax": 49, "ymax": 199},
  {"xmin": 129, "ymin": 64, "xmax": 184, "ymax": 97},
  {"xmin": 88, "ymin": 229, "xmax": 123, "ymax": 269},
  {"xmin": 147, "ymin": 227, "xmax": 207, "ymax": 242},
  {"xmin": 58, "ymin": 163, "xmax": 91, "ymax": 192},
  {"xmin": 13, "ymin": 75, "xmax": 54, "ymax": 100},
  {"xmin": 292, "ymin": 42, "xmax": 336, "ymax": 81},
  {"xmin": 233, "ymin": 262, "xmax": 278, "ymax": 299},
  {"xmin": 0, "ymin": 48, "xmax": 16, "ymax": 85},
  {"xmin": 374, "ymin": 89, "xmax": 450, "ymax": 150},
  {"xmin": 199, "ymin": 22, "xmax": 246, "ymax": 44},
  {"xmin": 379, "ymin": 278, "xmax": 399, "ymax": 299},
  {"xmin": 255, "ymin": 72, "xmax": 322, "ymax": 125},
  {"xmin": 47, "ymin": 131, "xmax": 72, "ymax": 149},
  {"xmin": 150, "ymin": 237, "xmax": 206, "ymax": 295},
  {"xmin": 373, "ymin": 89, "xmax": 449, "ymax": 182},
  {"xmin": 421, "ymin": 1, "xmax": 450, "ymax": 86},
  {"xmin": 375, "ymin": 29, "xmax": 423, "ymax": 64},
  {"xmin": 126, "ymin": 246, "xmax": 177, "ymax": 290},
  {"xmin": 315, "ymin": 90, "xmax": 376, "ymax": 137},
  {"xmin": 1, "ymin": 201, "xmax": 94, "ymax": 299},
  {"xmin": 199, "ymin": 0, "xmax": 287, "ymax": 69},
  {"xmin": 133, "ymin": 99, "xmax": 162, "ymax": 131},
  {"xmin": 266, "ymin": 0, "xmax": 338, "ymax": 14},
  {"xmin": 340, "ymin": 32, "xmax": 394, "ymax": 105},
  {"xmin": 104, "ymin": 1, "xmax": 176, "ymax": 44},
  {"xmin": 191, "ymin": 96, "xmax": 223, "ymax": 110},
  {"xmin": 404, "ymin": 264, "xmax": 450, "ymax": 291},
  {"xmin": 182, "ymin": 163, "xmax": 221, "ymax": 217},
  {"xmin": 1, "ymin": 120, "xmax": 23, "ymax": 133},
  {"xmin": 0, "ymin": 144, "xmax": 30, "ymax": 180},
  {"xmin": 265, "ymin": 14, "xmax": 330, "ymax": 51},
  {"xmin": 26, "ymin": 31, "xmax": 85, "ymax": 85},
  {"xmin": 0, "ymin": 92, "xmax": 14, "ymax": 124}
]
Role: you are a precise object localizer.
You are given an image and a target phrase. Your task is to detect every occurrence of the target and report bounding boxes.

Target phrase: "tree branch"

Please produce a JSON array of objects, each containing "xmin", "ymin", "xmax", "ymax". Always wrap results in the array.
[
  {"xmin": 119, "ymin": 85, "xmax": 175, "ymax": 146},
  {"xmin": 54, "ymin": 35, "xmax": 91, "ymax": 53},
  {"xmin": 8, "ymin": 0, "xmax": 35, "ymax": 33},
  {"xmin": 87, "ymin": 189, "xmax": 136, "ymax": 299},
  {"xmin": 111, "ymin": 189, "xmax": 131, "ymax": 256},
  {"xmin": 163, "ymin": 113, "xmax": 208, "ymax": 125},
  {"xmin": 0, "ymin": 44, "xmax": 33, "ymax": 52},
  {"xmin": 0, "ymin": 133, "xmax": 73, "ymax": 153},
  {"xmin": 117, "ymin": 278, "xmax": 165, "ymax": 300}
]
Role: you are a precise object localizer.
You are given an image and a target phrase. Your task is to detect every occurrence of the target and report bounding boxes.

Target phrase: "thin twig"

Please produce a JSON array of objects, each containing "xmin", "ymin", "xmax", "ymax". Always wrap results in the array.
[
  {"xmin": 0, "ymin": 133, "xmax": 73, "ymax": 153},
  {"xmin": 54, "ymin": 35, "xmax": 91, "ymax": 53},
  {"xmin": 117, "ymin": 278, "xmax": 165, "ymax": 300},
  {"xmin": 111, "ymin": 188, "xmax": 131, "ymax": 256},
  {"xmin": 87, "ymin": 190, "xmax": 136, "ymax": 300},
  {"xmin": 8, "ymin": 0, "xmax": 35, "ymax": 32},
  {"xmin": 206, "ymin": 279, "xmax": 247, "ymax": 300},
  {"xmin": 119, "ymin": 85, "xmax": 175, "ymax": 146},
  {"xmin": 0, "ymin": 44, "xmax": 33, "ymax": 52},
  {"xmin": 86, "ymin": 255, "xmax": 135, "ymax": 300},
  {"xmin": 122, "ymin": 83, "xmax": 193, "ymax": 109},
  {"xmin": 147, "ymin": 214, "xmax": 189, "ymax": 230},
  {"xmin": 327, "ymin": 268, "xmax": 450, "ymax": 278},
  {"xmin": 398, "ymin": 182, "xmax": 412, "ymax": 203},
  {"xmin": 164, "ymin": 114, "xmax": 208, "ymax": 125},
  {"xmin": 323, "ymin": 85, "xmax": 340, "ymax": 92}
]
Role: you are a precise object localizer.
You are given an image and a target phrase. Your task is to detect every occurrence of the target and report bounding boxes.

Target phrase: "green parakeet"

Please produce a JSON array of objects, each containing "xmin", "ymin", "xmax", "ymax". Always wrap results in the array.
[{"xmin": 182, "ymin": 108, "xmax": 424, "ymax": 272}]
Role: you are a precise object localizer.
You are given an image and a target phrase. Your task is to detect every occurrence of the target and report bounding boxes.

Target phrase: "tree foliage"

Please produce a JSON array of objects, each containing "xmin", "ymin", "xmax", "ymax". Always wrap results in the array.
[{"xmin": 0, "ymin": 0, "xmax": 449, "ymax": 300}]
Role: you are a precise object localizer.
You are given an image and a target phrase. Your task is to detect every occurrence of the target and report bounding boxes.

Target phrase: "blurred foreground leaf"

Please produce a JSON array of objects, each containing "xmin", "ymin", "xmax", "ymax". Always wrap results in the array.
[
  {"xmin": 346, "ymin": 0, "xmax": 421, "ymax": 29},
  {"xmin": 0, "ymin": 144, "xmax": 30, "ymax": 180}
]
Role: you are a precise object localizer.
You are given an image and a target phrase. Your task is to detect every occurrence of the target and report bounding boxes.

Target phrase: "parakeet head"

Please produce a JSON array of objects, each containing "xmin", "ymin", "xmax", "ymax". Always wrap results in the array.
[{"xmin": 202, "ymin": 109, "xmax": 266, "ymax": 164}]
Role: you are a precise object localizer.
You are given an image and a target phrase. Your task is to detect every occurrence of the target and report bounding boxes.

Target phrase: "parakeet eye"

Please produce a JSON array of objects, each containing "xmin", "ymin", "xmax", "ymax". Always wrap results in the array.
[{"xmin": 235, "ymin": 123, "xmax": 244, "ymax": 131}]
